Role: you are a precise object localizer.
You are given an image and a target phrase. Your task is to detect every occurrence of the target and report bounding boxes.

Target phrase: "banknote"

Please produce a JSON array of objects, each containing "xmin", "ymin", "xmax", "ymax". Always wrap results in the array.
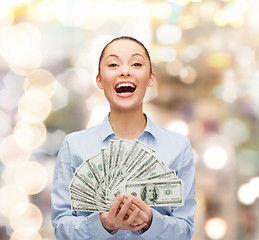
[
  {"xmin": 71, "ymin": 197, "xmax": 110, "ymax": 212},
  {"xmin": 108, "ymin": 139, "xmax": 132, "ymax": 187},
  {"xmin": 101, "ymin": 147, "xmax": 109, "ymax": 190},
  {"xmin": 69, "ymin": 139, "xmax": 184, "ymax": 212},
  {"xmin": 125, "ymin": 180, "xmax": 184, "ymax": 206}
]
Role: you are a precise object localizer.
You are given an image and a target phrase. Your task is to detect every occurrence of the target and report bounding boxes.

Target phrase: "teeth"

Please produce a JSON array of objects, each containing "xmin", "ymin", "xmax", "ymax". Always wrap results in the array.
[{"xmin": 116, "ymin": 83, "xmax": 135, "ymax": 89}]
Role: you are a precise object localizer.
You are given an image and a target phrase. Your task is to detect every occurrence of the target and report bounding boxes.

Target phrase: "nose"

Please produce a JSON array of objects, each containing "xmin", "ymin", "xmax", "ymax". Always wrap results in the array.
[
  {"xmin": 121, "ymin": 73, "xmax": 130, "ymax": 77},
  {"xmin": 120, "ymin": 65, "xmax": 130, "ymax": 77}
]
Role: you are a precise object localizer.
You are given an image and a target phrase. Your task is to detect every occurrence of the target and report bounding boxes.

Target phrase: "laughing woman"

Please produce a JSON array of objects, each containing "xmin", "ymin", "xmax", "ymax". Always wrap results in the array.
[{"xmin": 51, "ymin": 36, "xmax": 196, "ymax": 240}]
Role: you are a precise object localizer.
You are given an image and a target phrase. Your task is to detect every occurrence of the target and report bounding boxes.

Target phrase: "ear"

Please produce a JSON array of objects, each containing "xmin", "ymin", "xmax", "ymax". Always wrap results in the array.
[
  {"xmin": 148, "ymin": 72, "xmax": 156, "ymax": 87},
  {"xmin": 96, "ymin": 75, "xmax": 103, "ymax": 90}
]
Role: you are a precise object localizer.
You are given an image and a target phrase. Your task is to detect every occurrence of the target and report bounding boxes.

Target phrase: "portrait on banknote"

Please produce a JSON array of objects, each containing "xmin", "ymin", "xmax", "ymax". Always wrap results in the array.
[{"xmin": 140, "ymin": 183, "xmax": 159, "ymax": 205}]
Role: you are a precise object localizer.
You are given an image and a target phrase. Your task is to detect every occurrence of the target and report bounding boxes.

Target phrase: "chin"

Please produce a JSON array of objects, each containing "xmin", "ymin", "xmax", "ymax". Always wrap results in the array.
[{"xmin": 111, "ymin": 103, "xmax": 142, "ymax": 112}]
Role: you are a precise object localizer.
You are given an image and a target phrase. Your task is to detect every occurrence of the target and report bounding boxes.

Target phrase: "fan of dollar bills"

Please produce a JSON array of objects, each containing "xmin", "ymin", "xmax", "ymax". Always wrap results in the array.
[{"xmin": 69, "ymin": 139, "xmax": 184, "ymax": 212}]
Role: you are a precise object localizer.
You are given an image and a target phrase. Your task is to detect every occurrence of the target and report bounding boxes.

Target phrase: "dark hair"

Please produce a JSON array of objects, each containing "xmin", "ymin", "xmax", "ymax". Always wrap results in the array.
[{"xmin": 98, "ymin": 36, "xmax": 153, "ymax": 76}]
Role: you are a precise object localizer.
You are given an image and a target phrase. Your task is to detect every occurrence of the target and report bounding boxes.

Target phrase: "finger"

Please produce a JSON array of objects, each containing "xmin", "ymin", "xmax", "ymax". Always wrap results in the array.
[
  {"xmin": 117, "ymin": 197, "xmax": 132, "ymax": 219},
  {"xmin": 129, "ymin": 195, "xmax": 146, "ymax": 209},
  {"xmin": 120, "ymin": 201, "xmax": 138, "ymax": 216},
  {"xmin": 133, "ymin": 207, "xmax": 149, "ymax": 220},
  {"xmin": 126, "ymin": 209, "xmax": 133, "ymax": 217},
  {"xmin": 130, "ymin": 210, "xmax": 147, "ymax": 223},
  {"xmin": 123, "ymin": 194, "xmax": 152, "ymax": 222},
  {"xmin": 109, "ymin": 193, "xmax": 126, "ymax": 216},
  {"xmin": 129, "ymin": 195, "xmax": 153, "ymax": 222},
  {"xmin": 130, "ymin": 220, "xmax": 144, "ymax": 227},
  {"xmin": 123, "ymin": 214, "xmax": 142, "ymax": 225},
  {"xmin": 130, "ymin": 195, "xmax": 151, "ymax": 213},
  {"xmin": 137, "ymin": 206, "xmax": 153, "ymax": 224},
  {"xmin": 124, "ymin": 207, "xmax": 141, "ymax": 226},
  {"xmin": 120, "ymin": 202, "xmax": 133, "ymax": 212},
  {"xmin": 130, "ymin": 221, "xmax": 145, "ymax": 227},
  {"xmin": 128, "ymin": 222, "xmax": 147, "ymax": 232}
]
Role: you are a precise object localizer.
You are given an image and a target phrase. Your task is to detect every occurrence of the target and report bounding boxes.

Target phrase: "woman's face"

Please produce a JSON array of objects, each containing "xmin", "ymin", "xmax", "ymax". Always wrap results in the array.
[{"xmin": 96, "ymin": 39, "xmax": 155, "ymax": 112}]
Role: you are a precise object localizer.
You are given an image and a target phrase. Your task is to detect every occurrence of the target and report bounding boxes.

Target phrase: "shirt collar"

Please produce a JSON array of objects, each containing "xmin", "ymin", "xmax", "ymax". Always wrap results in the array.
[
  {"xmin": 100, "ymin": 114, "xmax": 116, "ymax": 142},
  {"xmin": 142, "ymin": 113, "xmax": 157, "ymax": 140},
  {"xmin": 100, "ymin": 113, "xmax": 158, "ymax": 142}
]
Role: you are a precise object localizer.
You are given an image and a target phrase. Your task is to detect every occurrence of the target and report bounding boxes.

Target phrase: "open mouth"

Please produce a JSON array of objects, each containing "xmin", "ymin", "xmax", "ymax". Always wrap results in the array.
[{"xmin": 115, "ymin": 82, "xmax": 136, "ymax": 94}]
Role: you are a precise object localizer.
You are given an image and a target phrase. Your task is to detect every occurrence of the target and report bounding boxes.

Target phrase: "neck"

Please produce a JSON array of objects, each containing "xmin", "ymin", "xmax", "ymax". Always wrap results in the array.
[{"xmin": 109, "ymin": 108, "xmax": 146, "ymax": 140}]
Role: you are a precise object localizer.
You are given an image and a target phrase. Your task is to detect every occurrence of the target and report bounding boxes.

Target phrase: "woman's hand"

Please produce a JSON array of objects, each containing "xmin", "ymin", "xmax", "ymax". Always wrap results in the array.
[
  {"xmin": 123, "ymin": 194, "xmax": 153, "ymax": 230},
  {"xmin": 100, "ymin": 193, "xmax": 147, "ymax": 232}
]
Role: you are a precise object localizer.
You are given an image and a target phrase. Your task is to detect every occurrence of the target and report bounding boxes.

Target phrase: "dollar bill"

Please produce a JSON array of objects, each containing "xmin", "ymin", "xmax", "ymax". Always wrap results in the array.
[
  {"xmin": 125, "ymin": 180, "xmax": 184, "ymax": 206},
  {"xmin": 69, "ymin": 176, "xmax": 96, "ymax": 201},
  {"xmin": 73, "ymin": 159, "xmax": 96, "ymax": 192},
  {"xmin": 108, "ymin": 140, "xmax": 119, "ymax": 186},
  {"xmin": 86, "ymin": 153, "xmax": 104, "ymax": 185},
  {"xmin": 101, "ymin": 147, "xmax": 109, "ymax": 190},
  {"xmin": 132, "ymin": 156, "xmax": 168, "ymax": 180},
  {"xmin": 70, "ymin": 173, "xmax": 93, "ymax": 193},
  {"xmin": 70, "ymin": 191, "xmax": 106, "ymax": 208},
  {"xmin": 108, "ymin": 139, "xmax": 133, "ymax": 188},
  {"xmin": 140, "ymin": 169, "xmax": 177, "ymax": 182},
  {"xmin": 109, "ymin": 140, "xmax": 155, "ymax": 190},
  {"xmin": 71, "ymin": 197, "xmax": 110, "ymax": 212}
]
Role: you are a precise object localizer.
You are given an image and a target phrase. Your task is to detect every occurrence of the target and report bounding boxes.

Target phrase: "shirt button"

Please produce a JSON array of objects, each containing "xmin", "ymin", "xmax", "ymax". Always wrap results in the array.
[{"xmin": 126, "ymin": 232, "xmax": 131, "ymax": 237}]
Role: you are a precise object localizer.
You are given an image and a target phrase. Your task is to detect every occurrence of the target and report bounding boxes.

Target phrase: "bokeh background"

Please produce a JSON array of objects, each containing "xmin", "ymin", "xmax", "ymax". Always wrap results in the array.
[{"xmin": 0, "ymin": 0, "xmax": 259, "ymax": 239}]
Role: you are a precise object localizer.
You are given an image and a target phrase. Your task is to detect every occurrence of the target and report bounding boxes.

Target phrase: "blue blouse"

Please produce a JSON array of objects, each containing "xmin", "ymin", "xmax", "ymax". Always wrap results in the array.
[{"xmin": 51, "ymin": 114, "xmax": 196, "ymax": 239}]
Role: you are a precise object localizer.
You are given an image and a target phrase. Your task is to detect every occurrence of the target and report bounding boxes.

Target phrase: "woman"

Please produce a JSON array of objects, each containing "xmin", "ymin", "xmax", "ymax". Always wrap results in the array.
[{"xmin": 51, "ymin": 36, "xmax": 196, "ymax": 239}]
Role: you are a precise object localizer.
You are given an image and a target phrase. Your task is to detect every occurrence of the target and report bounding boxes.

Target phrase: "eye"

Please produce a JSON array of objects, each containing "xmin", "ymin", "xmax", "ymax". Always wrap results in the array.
[
  {"xmin": 108, "ymin": 63, "xmax": 118, "ymax": 67},
  {"xmin": 132, "ymin": 62, "xmax": 142, "ymax": 67}
]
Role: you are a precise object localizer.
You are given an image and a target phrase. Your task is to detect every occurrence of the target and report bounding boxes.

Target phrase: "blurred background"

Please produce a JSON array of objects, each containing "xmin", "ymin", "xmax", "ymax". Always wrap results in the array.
[{"xmin": 0, "ymin": 0, "xmax": 258, "ymax": 239}]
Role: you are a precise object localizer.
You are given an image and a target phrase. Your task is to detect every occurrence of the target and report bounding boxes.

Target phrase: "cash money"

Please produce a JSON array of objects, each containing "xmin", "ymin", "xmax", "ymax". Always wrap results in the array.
[
  {"xmin": 125, "ymin": 180, "xmax": 184, "ymax": 206},
  {"xmin": 69, "ymin": 139, "xmax": 184, "ymax": 212}
]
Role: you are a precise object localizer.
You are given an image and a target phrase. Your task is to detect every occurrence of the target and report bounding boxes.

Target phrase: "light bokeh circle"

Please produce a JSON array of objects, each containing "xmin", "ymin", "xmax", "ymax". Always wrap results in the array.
[
  {"xmin": 9, "ymin": 202, "xmax": 43, "ymax": 232},
  {"xmin": 14, "ymin": 121, "xmax": 47, "ymax": 150},
  {"xmin": 0, "ymin": 184, "xmax": 29, "ymax": 217},
  {"xmin": 0, "ymin": 135, "xmax": 31, "ymax": 167},
  {"xmin": 10, "ymin": 227, "xmax": 42, "ymax": 240},
  {"xmin": 14, "ymin": 161, "xmax": 48, "ymax": 195}
]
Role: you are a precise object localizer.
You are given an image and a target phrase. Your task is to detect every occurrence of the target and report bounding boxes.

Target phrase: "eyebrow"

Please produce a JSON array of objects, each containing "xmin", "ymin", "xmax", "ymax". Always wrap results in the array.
[
  {"xmin": 105, "ymin": 54, "xmax": 119, "ymax": 59},
  {"xmin": 105, "ymin": 53, "xmax": 145, "ymax": 59},
  {"xmin": 132, "ymin": 53, "xmax": 145, "ymax": 58}
]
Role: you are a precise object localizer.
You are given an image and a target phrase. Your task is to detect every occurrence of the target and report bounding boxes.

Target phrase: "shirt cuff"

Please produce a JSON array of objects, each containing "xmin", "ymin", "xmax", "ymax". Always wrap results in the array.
[
  {"xmin": 139, "ymin": 209, "xmax": 163, "ymax": 239},
  {"xmin": 88, "ymin": 212, "xmax": 116, "ymax": 239}
]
